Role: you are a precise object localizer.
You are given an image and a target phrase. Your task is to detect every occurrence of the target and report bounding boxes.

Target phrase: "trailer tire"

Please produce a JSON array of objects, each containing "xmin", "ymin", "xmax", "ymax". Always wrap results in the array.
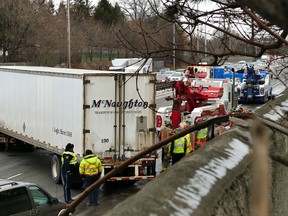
[
  {"xmin": 51, "ymin": 154, "xmax": 62, "ymax": 184},
  {"xmin": 25, "ymin": 143, "xmax": 35, "ymax": 152}
]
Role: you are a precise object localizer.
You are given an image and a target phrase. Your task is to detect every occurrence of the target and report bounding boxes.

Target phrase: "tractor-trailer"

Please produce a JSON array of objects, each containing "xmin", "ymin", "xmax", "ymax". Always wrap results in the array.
[{"xmin": 0, "ymin": 66, "xmax": 157, "ymax": 185}]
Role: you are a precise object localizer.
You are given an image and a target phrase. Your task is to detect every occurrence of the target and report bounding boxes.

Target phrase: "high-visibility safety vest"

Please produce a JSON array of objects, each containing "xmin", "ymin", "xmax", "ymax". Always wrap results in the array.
[
  {"xmin": 61, "ymin": 151, "xmax": 78, "ymax": 165},
  {"xmin": 184, "ymin": 134, "xmax": 193, "ymax": 155},
  {"xmin": 196, "ymin": 127, "xmax": 208, "ymax": 147},
  {"xmin": 169, "ymin": 137, "xmax": 187, "ymax": 154},
  {"xmin": 79, "ymin": 154, "xmax": 102, "ymax": 176}
]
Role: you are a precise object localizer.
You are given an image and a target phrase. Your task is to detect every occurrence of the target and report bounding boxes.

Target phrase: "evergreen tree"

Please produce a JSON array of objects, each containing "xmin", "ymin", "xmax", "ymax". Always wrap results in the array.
[
  {"xmin": 72, "ymin": 0, "xmax": 92, "ymax": 20},
  {"xmin": 93, "ymin": 0, "xmax": 123, "ymax": 25}
]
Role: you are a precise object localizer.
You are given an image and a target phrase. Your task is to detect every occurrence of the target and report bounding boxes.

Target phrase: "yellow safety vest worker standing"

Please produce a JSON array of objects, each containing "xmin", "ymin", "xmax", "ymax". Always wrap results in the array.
[
  {"xmin": 79, "ymin": 149, "xmax": 102, "ymax": 206},
  {"xmin": 196, "ymin": 127, "xmax": 208, "ymax": 148},
  {"xmin": 168, "ymin": 137, "xmax": 188, "ymax": 165},
  {"xmin": 61, "ymin": 143, "xmax": 78, "ymax": 204}
]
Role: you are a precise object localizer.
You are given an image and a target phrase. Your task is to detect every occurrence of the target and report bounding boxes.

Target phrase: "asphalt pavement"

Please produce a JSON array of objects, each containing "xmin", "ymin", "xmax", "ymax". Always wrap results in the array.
[
  {"xmin": 59, "ymin": 179, "xmax": 153, "ymax": 216},
  {"xmin": 58, "ymin": 194, "xmax": 114, "ymax": 216}
]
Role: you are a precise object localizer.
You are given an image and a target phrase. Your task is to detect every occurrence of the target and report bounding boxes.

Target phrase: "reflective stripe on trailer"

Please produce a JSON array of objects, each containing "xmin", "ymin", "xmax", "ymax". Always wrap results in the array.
[
  {"xmin": 103, "ymin": 164, "xmax": 140, "ymax": 169},
  {"xmin": 108, "ymin": 176, "xmax": 155, "ymax": 181}
]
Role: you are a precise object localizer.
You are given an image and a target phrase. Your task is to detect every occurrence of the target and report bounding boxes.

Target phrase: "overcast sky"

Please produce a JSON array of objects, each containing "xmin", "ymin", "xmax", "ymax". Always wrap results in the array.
[{"xmin": 52, "ymin": 0, "xmax": 117, "ymax": 8}]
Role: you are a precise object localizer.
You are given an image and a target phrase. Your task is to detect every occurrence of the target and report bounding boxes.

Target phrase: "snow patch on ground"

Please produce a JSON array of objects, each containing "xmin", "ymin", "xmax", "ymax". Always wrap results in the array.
[{"xmin": 263, "ymin": 99, "xmax": 288, "ymax": 121}]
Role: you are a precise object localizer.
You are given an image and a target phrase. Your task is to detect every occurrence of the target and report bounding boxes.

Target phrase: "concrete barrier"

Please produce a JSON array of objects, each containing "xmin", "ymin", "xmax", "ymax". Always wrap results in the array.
[{"xmin": 104, "ymin": 88, "xmax": 288, "ymax": 216}]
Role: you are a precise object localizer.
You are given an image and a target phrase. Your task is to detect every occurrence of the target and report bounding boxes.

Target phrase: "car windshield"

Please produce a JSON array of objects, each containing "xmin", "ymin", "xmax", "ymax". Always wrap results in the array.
[
  {"xmin": 171, "ymin": 72, "xmax": 182, "ymax": 77},
  {"xmin": 159, "ymin": 68, "xmax": 170, "ymax": 73},
  {"xmin": 157, "ymin": 73, "xmax": 167, "ymax": 77},
  {"xmin": 176, "ymin": 69, "xmax": 185, "ymax": 73}
]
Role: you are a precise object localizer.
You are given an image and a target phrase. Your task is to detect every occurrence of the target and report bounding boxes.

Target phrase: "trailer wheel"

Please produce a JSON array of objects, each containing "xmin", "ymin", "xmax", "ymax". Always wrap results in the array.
[{"xmin": 51, "ymin": 154, "xmax": 62, "ymax": 184}]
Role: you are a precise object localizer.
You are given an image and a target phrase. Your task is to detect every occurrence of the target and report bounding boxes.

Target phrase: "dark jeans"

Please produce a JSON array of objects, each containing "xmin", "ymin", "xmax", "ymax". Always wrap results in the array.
[
  {"xmin": 62, "ymin": 171, "xmax": 72, "ymax": 203},
  {"xmin": 83, "ymin": 175, "xmax": 100, "ymax": 204}
]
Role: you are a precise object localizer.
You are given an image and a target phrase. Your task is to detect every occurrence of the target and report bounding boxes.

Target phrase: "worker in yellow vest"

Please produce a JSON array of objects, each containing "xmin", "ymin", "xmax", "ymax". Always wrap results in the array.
[
  {"xmin": 195, "ymin": 127, "xmax": 208, "ymax": 148},
  {"xmin": 179, "ymin": 121, "xmax": 194, "ymax": 155},
  {"xmin": 61, "ymin": 143, "xmax": 78, "ymax": 204},
  {"xmin": 79, "ymin": 149, "xmax": 102, "ymax": 206},
  {"xmin": 167, "ymin": 133, "xmax": 189, "ymax": 165}
]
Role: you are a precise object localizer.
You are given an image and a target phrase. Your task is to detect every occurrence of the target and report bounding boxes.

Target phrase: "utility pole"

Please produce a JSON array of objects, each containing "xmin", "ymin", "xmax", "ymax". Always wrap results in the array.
[
  {"xmin": 67, "ymin": 0, "xmax": 71, "ymax": 68},
  {"xmin": 172, "ymin": 0, "xmax": 179, "ymax": 70},
  {"xmin": 204, "ymin": 21, "xmax": 207, "ymax": 60},
  {"xmin": 232, "ymin": 68, "xmax": 236, "ymax": 109},
  {"xmin": 173, "ymin": 22, "xmax": 176, "ymax": 70}
]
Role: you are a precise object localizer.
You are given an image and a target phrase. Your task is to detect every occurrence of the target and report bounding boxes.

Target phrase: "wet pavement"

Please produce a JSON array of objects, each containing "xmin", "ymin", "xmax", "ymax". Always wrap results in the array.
[{"xmin": 69, "ymin": 180, "xmax": 149, "ymax": 216}]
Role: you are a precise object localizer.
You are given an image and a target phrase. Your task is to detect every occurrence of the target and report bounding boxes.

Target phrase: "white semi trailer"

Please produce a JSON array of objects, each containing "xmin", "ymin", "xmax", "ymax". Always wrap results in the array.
[{"xmin": 0, "ymin": 66, "xmax": 157, "ymax": 185}]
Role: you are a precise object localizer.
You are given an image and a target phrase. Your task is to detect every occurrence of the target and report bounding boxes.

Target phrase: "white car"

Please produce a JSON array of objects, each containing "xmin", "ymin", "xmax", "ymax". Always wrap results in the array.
[
  {"xmin": 169, "ymin": 71, "xmax": 184, "ymax": 81},
  {"xmin": 237, "ymin": 61, "xmax": 247, "ymax": 70},
  {"xmin": 163, "ymin": 70, "xmax": 173, "ymax": 80}
]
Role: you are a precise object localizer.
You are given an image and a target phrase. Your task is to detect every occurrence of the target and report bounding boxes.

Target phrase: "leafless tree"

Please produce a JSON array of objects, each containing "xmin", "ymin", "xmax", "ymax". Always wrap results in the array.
[
  {"xmin": 116, "ymin": 0, "xmax": 287, "ymax": 67},
  {"xmin": 0, "ymin": 0, "xmax": 35, "ymax": 62}
]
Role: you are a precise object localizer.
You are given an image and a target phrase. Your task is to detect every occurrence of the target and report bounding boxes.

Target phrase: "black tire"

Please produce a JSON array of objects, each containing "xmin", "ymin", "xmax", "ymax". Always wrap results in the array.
[
  {"xmin": 0, "ymin": 145, "xmax": 5, "ymax": 151},
  {"xmin": 25, "ymin": 143, "xmax": 35, "ymax": 152},
  {"xmin": 51, "ymin": 154, "xmax": 62, "ymax": 184}
]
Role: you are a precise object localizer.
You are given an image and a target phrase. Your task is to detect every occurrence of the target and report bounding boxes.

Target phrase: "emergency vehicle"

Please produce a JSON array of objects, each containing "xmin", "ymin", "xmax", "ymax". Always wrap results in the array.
[
  {"xmin": 185, "ymin": 65, "xmax": 211, "ymax": 79},
  {"xmin": 156, "ymin": 79, "xmax": 233, "ymax": 131},
  {"xmin": 156, "ymin": 79, "xmax": 233, "ymax": 167},
  {"xmin": 238, "ymin": 67, "xmax": 273, "ymax": 103}
]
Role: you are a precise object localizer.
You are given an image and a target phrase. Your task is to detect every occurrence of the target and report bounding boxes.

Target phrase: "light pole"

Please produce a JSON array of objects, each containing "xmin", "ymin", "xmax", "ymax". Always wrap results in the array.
[{"xmin": 67, "ymin": 0, "xmax": 71, "ymax": 68}]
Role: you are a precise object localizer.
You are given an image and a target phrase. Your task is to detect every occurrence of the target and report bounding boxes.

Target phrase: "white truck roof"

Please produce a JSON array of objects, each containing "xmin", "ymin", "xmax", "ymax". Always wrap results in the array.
[
  {"xmin": 109, "ymin": 58, "xmax": 152, "ymax": 73},
  {"xmin": 0, "ymin": 66, "xmax": 144, "ymax": 76}
]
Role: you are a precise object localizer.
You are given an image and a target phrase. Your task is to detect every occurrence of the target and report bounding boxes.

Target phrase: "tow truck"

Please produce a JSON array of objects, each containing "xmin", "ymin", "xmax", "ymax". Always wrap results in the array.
[
  {"xmin": 238, "ymin": 67, "xmax": 273, "ymax": 103},
  {"xmin": 185, "ymin": 65, "xmax": 211, "ymax": 79},
  {"xmin": 156, "ymin": 79, "xmax": 233, "ymax": 131}
]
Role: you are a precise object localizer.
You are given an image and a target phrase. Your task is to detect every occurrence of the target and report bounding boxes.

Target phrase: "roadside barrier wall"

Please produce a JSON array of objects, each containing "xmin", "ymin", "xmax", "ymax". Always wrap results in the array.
[{"xmin": 104, "ymin": 89, "xmax": 288, "ymax": 216}]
